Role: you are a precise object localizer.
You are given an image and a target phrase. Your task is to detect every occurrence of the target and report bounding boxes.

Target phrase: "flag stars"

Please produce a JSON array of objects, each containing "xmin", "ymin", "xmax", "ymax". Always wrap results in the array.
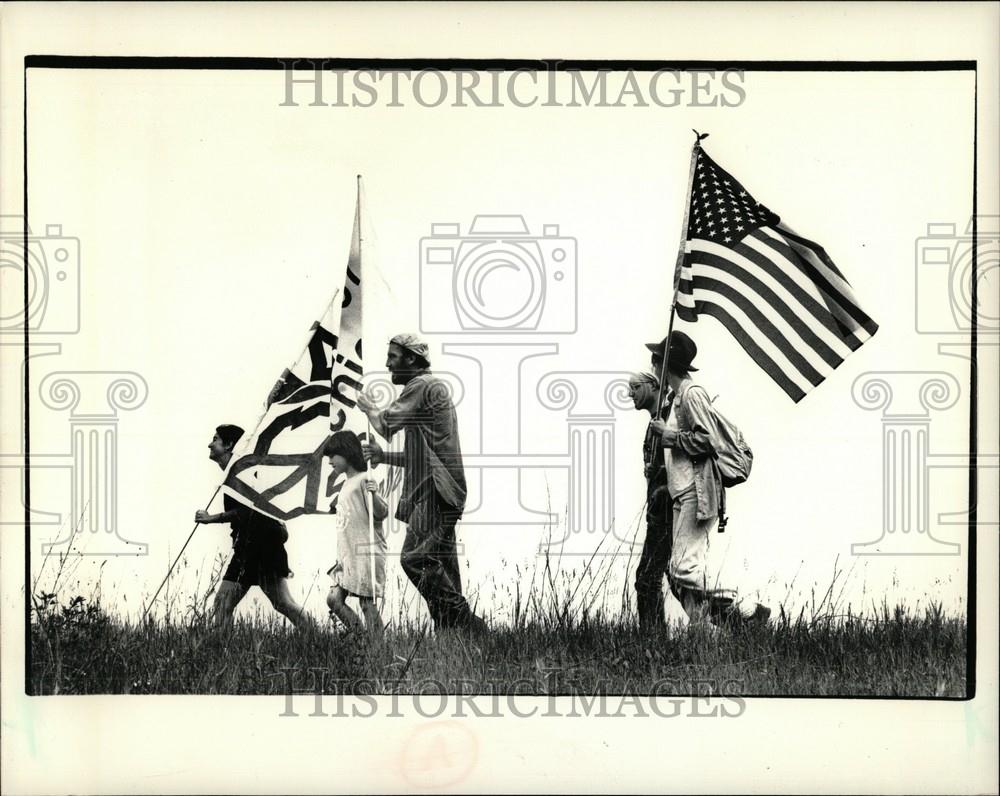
[{"xmin": 686, "ymin": 153, "xmax": 772, "ymax": 242}]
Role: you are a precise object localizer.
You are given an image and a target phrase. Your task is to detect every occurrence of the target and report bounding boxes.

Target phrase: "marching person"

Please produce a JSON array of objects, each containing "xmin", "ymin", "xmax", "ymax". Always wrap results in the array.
[
  {"xmin": 356, "ymin": 333, "xmax": 487, "ymax": 634},
  {"xmin": 646, "ymin": 333, "xmax": 770, "ymax": 630},
  {"xmin": 629, "ymin": 371, "xmax": 672, "ymax": 631},
  {"xmin": 194, "ymin": 424, "xmax": 309, "ymax": 629},
  {"xmin": 324, "ymin": 430, "xmax": 388, "ymax": 635}
]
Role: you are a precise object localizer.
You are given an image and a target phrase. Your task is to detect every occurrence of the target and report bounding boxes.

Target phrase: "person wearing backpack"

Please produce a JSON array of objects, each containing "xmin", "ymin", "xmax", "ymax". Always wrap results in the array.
[{"xmin": 647, "ymin": 331, "xmax": 770, "ymax": 631}]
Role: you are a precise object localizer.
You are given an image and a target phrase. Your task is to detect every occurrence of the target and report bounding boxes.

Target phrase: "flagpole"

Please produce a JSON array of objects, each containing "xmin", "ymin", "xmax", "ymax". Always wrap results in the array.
[
  {"xmin": 143, "ymin": 291, "xmax": 340, "ymax": 621},
  {"xmin": 650, "ymin": 131, "xmax": 707, "ymax": 443},
  {"xmin": 357, "ymin": 175, "xmax": 379, "ymax": 611}
]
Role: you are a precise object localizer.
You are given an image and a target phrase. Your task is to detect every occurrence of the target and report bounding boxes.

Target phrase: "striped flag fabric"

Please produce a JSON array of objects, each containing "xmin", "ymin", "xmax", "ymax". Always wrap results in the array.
[{"xmin": 675, "ymin": 146, "xmax": 878, "ymax": 402}]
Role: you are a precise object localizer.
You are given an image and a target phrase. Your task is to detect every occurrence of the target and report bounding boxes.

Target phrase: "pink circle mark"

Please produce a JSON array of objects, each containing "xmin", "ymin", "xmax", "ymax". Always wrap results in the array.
[{"xmin": 398, "ymin": 720, "xmax": 479, "ymax": 789}]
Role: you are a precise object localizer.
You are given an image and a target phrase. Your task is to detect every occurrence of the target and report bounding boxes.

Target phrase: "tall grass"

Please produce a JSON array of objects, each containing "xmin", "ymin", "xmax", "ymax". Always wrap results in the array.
[{"xmin": 30, "ymin": 529, "xmax": 967, "ymax": 697}]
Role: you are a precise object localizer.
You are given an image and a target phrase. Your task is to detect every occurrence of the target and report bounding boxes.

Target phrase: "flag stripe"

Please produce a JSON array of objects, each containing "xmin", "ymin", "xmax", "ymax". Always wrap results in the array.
[
  {"xmin": 753, "ymin": 228, "xmax": 878, "ymax": 336},
  {"xmin": 781, "ymin": 233, "xmax": 879, "ymax": 336},
  {"xmin": 678, "ymin": 279, "xmax": 819, "ymax": 393},
  {"xmin": 775, "ymin": 222, "xmax": 847, "ymax": 280},
  {"xmin": 676, "ymin": 298, "xmax": 806, "ymax": 402},
  {"xmin": 681, "ymin": 274, "xmax": 827, "ymax": 385},
  {"xmin": 760, "ymin": 222, "xmax": 854, "ymax": 304},
  {"xmin": 686, "ymin": 246, "xmax": 848, "ymax": 367},
  {"xmin": 726, "ymin": 238, "xmax": 866, "ymax": 352},
  {"xmin": 754, "ymin": 227, "xmax": 860, "ymax": 316},
  {"xmin": 740, "ymin": 231, "xmax": 829, "ymax": 310},
  {"xmin": 744, "ymin": 231, "xmax": 869, "ymax": 342}
]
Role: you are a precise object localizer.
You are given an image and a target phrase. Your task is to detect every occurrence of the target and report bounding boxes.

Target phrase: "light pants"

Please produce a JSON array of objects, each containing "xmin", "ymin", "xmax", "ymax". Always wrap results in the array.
[{"xmin": 668, "ymin": 484, "xmax": 742, "ymax": 626}]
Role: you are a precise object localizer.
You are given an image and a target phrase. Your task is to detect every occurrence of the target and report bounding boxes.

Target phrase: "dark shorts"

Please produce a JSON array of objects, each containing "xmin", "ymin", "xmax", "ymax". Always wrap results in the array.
[{"xmin": 223, "ymin": 542, "xmax": 291, "ymax": 590}]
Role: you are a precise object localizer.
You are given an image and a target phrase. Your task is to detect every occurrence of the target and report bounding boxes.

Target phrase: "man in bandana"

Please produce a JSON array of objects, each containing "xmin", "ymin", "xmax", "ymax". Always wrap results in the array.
[{"xmin": 357, "ymin": 333, "xmax": 486, "ymax": 633}]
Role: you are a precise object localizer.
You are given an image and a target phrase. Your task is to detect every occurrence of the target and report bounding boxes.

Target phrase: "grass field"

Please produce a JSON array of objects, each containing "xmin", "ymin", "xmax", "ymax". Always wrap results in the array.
[
  {"xmin": 28, "ymin": 519, "xmax": 968, "ymax": 697},
  {"xmin": 29, "ymin": 591, "xmax": 967, "ymax": 697}
]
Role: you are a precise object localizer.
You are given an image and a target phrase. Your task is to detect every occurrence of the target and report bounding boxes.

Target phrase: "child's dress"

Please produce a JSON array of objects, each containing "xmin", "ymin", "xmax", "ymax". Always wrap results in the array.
[{"xmin": 328, "ymin": 472, "xmax": 387, "ymax": 598}]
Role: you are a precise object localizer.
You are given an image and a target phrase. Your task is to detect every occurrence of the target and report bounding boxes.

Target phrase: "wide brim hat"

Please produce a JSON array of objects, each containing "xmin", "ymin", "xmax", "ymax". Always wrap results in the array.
[{"xmin": 644, "ymin": 331, "xmax": 699, "ymax": 372}]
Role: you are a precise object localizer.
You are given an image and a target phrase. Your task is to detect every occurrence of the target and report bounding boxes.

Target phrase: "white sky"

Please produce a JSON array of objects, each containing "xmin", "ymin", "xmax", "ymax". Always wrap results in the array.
[{"xmin": 14, "ymin": 66, "xmax": 983, "ymax": 624}]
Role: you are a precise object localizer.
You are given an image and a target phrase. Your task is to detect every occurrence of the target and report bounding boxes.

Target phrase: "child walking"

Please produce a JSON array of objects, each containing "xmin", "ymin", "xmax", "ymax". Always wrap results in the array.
[{"xmin": 324, "ymin": 430, "xmax": 388, "ymax": 634}]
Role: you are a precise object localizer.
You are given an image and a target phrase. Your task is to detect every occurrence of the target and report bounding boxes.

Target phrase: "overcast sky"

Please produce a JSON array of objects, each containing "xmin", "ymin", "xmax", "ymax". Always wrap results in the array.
[{"xmin": 16, "ymin": 65, "xmax": 979, "ymax": 624}]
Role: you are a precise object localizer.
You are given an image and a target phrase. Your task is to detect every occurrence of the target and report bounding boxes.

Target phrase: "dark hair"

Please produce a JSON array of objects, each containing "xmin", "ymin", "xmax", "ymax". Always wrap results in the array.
[
  {"xmin": 215, "ymin": 424, "xmax": 245, "ymax": 449},
  {"xmin": 323, "ymin": 430, "xmax": 366, "ymax": 472}
]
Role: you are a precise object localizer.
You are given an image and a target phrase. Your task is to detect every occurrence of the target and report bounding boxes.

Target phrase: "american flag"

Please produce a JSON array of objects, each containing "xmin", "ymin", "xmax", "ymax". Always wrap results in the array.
[{"xmin": 676, "ymin": 146, "xmax": 878, "ymax": 402}]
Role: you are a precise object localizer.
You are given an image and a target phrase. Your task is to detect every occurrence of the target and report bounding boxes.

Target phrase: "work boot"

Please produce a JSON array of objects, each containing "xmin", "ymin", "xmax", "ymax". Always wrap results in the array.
[
  {"xmin": 464, "ymin": 613, "xmax": 489, "ymax": 636},
  {"xmin": 747, "ymin": 603, "xmax": 771, "ymax": 627}
]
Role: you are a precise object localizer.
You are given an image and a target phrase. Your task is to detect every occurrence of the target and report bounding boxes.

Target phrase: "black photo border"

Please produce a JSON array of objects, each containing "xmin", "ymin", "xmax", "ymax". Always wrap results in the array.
[{"xmin": 22, "ymin": 56, "xmax": 979, "ymax": 700}]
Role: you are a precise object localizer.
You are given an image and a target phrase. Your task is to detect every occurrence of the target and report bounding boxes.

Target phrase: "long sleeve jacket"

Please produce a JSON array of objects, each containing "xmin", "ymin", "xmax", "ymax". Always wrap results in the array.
[{"xmin": 663, "ymin": 379, "xmax": 722, "ymax": 522}]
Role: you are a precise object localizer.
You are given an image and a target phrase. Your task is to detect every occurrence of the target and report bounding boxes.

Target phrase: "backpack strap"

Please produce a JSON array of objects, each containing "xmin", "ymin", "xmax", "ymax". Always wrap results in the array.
[{"xmin": 709, "ymin": 456, "xmax": 728, "ymax": 533}]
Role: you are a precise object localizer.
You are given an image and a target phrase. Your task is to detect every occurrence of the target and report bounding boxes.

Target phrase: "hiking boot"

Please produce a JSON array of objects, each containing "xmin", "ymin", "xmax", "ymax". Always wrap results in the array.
[
  {"xmin": 465, "ymin": 614, "xmax": 489, "ymax": 636},
  {"xmin": 747, "ymin": 603, "xmax": 771, "ymax": 628}
]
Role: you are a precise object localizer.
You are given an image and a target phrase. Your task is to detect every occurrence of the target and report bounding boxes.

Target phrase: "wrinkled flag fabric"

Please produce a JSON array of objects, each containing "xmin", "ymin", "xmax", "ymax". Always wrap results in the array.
[{"xmin": 676, "ymin": 146, "xmax": 878, "ymax": 402}]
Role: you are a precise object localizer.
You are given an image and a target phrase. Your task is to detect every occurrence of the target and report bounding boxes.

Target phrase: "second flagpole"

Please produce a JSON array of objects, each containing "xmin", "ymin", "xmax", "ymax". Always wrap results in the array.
[{"xmin": 357, "ymin": 174, "xmax": 380, "ymax": 612}]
